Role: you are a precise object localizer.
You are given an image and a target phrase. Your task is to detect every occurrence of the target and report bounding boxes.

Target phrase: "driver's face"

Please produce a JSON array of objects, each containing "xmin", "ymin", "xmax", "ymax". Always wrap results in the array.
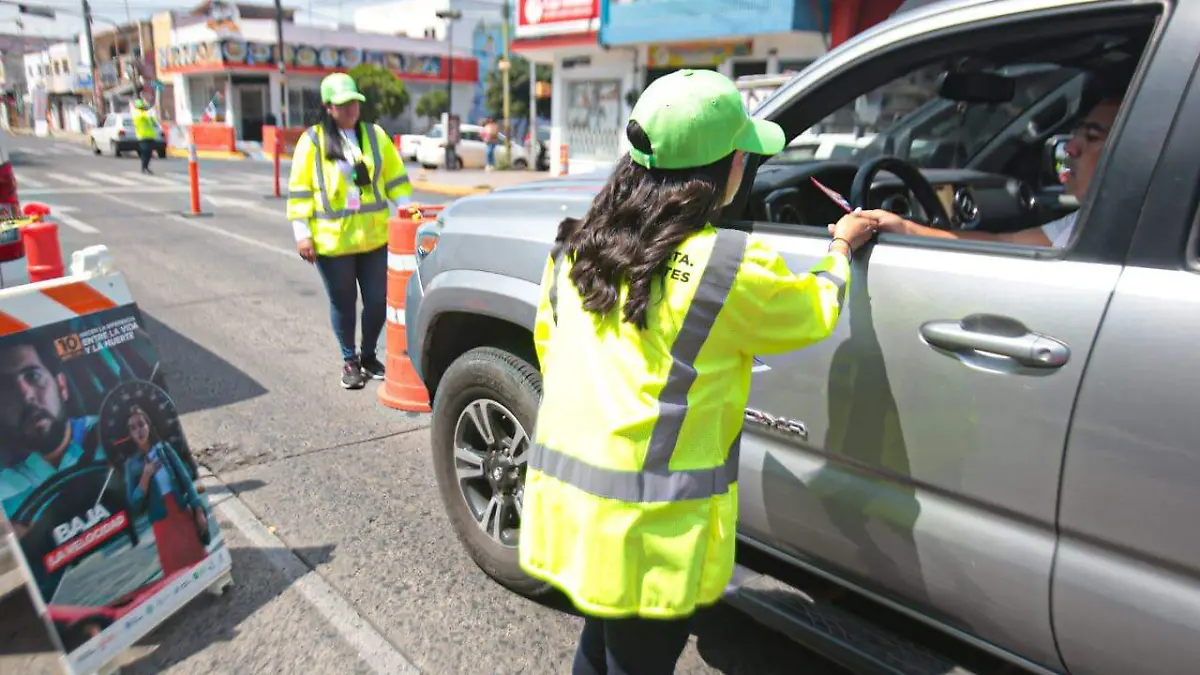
[
  {"xmin": 1063, "ymin": 100, "xmax": 1120, "ymax": 200},
  {"xmin": 0, "ymin": 345, "xmax": 69, "ymax": 456}
]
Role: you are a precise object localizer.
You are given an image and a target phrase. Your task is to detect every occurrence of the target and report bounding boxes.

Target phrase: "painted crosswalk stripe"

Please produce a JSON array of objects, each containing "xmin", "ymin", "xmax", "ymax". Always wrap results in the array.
[
  {"xmin": 48, "ymin": 174, "xmax": 99, "ymax": 187},
  {"xmin": 84, "ymin": 172, "xmax": 139, "ymax": 186},
  {"xmin": 16, "ymin": 173, "xmax": 46, "ymax": 188},
  {"xmin": 162, "ymin": 172, "xmax": 218, "ymax": 186},
  {"xmin": 132, "ymin": 173, "xmax": 179, "ymax": 186}
]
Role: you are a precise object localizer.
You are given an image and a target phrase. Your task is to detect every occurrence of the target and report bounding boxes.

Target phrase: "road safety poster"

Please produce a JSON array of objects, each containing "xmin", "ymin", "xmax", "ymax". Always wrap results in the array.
[{"xmin": 0, "ymin": 301, "xmax": 230, "ymax": 674}]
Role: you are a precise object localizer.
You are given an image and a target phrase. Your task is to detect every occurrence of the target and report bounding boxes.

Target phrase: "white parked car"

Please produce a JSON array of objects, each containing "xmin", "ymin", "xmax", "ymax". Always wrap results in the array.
[
  {"xmin": 416, "ymin": 123, "xmax": 530, "ymax": 170},
  {"xmin": 398, "ymin": 133, "xmax": 425, "ymax": 160},
  {"xmin": 89, "ymin": 112, "xmax": 166, "ymax": 158}
]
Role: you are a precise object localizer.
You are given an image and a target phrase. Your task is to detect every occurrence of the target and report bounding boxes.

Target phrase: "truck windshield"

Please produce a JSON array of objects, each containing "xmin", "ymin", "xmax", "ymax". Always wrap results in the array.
[{"xmin": 765, "ymin": 62, "xmax": 1082, "ymax": 169}]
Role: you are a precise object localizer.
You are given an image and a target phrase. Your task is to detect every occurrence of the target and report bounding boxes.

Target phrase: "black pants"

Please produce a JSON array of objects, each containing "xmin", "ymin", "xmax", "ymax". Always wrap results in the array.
[
  {"xmin": 138, "ymin": 139, "xmax": 154, "ymax": 171},
  {"xmin": 572, "ymin": 614, "xmax": 692, "ymax": 675}
]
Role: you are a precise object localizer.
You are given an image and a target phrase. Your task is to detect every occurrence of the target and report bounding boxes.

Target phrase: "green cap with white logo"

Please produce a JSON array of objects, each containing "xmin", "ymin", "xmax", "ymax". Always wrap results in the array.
[
  {"xmin": 627, "ymin": 69, "xmax": 785, "ymax": 170},
  {"xmin": 321, "ymin": 73, "xmax": 367, "ymax": 106}
]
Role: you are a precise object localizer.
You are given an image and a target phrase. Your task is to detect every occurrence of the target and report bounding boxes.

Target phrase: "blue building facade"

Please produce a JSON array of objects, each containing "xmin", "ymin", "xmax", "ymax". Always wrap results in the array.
[{"xmin": 599, "ymin": 0, "xmax": 830, "ymax": 46}]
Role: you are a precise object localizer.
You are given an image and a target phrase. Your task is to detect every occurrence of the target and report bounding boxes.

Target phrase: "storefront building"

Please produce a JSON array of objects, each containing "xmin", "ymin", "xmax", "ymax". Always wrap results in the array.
[
  {"xmin": 152, "ymin": 1, "xmax": 479, "ymax": 154},
  {"xmin": 516, "ymin": 0, "xmax": 906, "ymax": 175},
  {"xmin": 514, "ymin": 0, "xmax": 628, "ymax": 176}
]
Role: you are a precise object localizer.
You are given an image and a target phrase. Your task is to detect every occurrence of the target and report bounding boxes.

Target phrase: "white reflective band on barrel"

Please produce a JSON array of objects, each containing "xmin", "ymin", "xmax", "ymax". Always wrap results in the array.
[
  {"xmin": 388, "ymin": 253, "xmax": 418, "ymax": 272},
  {"xmin": 530, "ymin": 228, "xmax": 750, "ymax": 503},
  {"xmin": 386, "ymin": 305, "xmax": 406, "ymax": 325}
]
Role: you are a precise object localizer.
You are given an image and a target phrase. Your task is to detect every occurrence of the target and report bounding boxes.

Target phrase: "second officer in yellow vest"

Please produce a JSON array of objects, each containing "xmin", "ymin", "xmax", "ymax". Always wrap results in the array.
[
  {"xmin": 131, "ymin": 98, "xmax": 159, "ymax": 175},
  {"xmin": 519, "ymin": 69, "xmax": 878, "ymax": 674},
  {"xmin": 287, "ymin": 72, "xmax": 413, "ymax": 390}
]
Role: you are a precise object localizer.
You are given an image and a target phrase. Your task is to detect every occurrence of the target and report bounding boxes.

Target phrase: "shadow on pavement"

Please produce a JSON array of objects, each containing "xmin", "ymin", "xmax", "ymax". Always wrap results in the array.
[
  {"xmin": 121, "ymin": 544, "xmax": 337, "ymax": 674},
  {"xmin": 0, "ymin": 544, "xmax": 335, "ymax": 673},
  {"xmin": 140, "ymin": 312, "xmax": 269, "ymax": 416}
]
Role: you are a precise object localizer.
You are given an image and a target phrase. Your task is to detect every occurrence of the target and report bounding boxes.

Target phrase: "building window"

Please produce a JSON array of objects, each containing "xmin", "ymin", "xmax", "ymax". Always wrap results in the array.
[
  {"xmin": 731, "ymin": 60, "xmax": 767, "ymax": 78},
  {"xmin": 564, "ymin": 78, "xmax": 622, "ymax": 162},
  {"xmin": 188, "ymin": 77, "xmax": 225, "ymax": 122},
  {"xmin": 287, "ymin": 86, "xmax": 324, "ymax": 127}
]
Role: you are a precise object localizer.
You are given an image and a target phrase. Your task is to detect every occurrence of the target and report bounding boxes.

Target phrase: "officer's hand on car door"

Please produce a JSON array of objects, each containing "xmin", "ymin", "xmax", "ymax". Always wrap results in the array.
[
  {"xmin": 297, "ymin": 238, "xmax": 317, "ymax": 264},
  {"xmin": 827, "ymin": 209, "xmax": 879, "ymax": 253}
]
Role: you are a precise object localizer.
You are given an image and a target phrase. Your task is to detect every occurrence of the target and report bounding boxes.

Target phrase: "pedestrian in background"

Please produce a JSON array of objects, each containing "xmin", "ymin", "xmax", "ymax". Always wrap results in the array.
[
  {"xmin": 483, "ymin": 117, "xmax": 500, "ymax": 171},
  {"xmin": 286, "ymin": 72, "xmax": 414, "ymax": 390},
  {"xmin": 519, "ymin": 69, "xmax": 877, "ymax": 674},
  {"xmin": 131, "ymin": 98, "xmax": 158, "ymax": 175}
]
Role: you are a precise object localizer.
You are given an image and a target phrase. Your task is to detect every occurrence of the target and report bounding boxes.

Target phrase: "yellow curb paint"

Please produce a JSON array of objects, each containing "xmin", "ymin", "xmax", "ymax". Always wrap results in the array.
[
  {"xmin": 166, "ymin": 148, "xmax": 247, "ymax": 161},
  {"xmin": 410, "ymin": 181, "xmax": 492, "ymax": 197}
]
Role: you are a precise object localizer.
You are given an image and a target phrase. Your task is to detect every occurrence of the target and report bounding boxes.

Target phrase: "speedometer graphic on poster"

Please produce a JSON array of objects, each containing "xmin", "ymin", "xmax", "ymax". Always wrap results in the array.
[{"xmin": 98, "ymin": 380, "xmax": 190, "ymax": 476}]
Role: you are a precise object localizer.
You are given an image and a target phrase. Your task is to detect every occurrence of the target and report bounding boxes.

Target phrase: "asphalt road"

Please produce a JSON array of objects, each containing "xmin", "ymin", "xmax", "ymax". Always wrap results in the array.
[{"xmin": 0, "ymin": 132, "xmax": 851, "ymax": 675}]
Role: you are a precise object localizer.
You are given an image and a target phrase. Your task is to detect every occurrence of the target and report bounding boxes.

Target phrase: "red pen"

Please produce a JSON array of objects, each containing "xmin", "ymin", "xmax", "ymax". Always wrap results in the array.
[{"xmin": 810, "ymin": 177, "xmax": 854, "ymax": 213}]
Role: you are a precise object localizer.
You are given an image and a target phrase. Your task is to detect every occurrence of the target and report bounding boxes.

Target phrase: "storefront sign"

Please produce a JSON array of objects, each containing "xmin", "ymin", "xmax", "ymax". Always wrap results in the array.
[
  {"xmin": 159, "ymin": 40, "xmax": 464, "ymax": 81},
  {"xmin": 0, "ymin": 299, "xmax": 230, "ymax": 675},
  {"xmin": 647, "ymin": 40, "xmax": 754, "ymax": 68},
  {"xmin": 517, "ymin": 0, "xmax": 599, "ymax": 37}
]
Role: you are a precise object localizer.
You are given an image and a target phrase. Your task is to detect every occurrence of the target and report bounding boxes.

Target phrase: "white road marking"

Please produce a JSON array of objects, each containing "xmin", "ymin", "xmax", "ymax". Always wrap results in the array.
[
  {"xmin": 95, "ymin": 190, "xmax": 295, "ymax": 257},
  {"xmin": 200, "ymin": 475, "xmax": 421, "ymax": 675},
  {"xmin": 42, "ymin": 204, "xmax": 100, "ymax": 234},
  {"xmin": 84, "ymin": 171, "xmax": 139, "ymax": 186},
  {"xmin": 15, "ymin": 173, "xmax": 46, "ymax": 188},
  {"xmin": 205, "ymin": 194, "xmax": 285, "ymax": 217},
  {"xmin": 46, "ymin": 173, "xmax": 98, "ymax": 187},
  {"xmin": 133, "ymin": 172, "xmax": 182, "ymax": 186}
]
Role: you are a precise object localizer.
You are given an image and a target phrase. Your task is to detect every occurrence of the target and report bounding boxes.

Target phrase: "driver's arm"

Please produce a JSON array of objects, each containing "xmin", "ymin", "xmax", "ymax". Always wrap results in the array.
[{"xmin": 866, "ymin": 210, "xmax": 1053, "ymax": 247}]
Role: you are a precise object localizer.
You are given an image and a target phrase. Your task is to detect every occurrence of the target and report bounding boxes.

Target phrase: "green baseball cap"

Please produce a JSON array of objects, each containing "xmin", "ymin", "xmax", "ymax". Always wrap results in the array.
[
  {"xmin": 321, "ymin": 73, "xmax": 366, "ymax": 106},
  {"xmin": 628, "ymin": 69, "xmax": 785, "ymax": 170}
]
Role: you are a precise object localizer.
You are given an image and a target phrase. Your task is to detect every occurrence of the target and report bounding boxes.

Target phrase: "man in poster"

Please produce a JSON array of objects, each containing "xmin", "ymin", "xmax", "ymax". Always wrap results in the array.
[{"xmin": 0, "ymin": 337, "xmax": 138, "ymax": 600}]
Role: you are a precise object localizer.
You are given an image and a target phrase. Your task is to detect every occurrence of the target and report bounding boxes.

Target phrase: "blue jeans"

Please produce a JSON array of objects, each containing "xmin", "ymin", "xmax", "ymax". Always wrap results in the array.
[
  {"xmin": 314, "ymin": 245, "xmax": 387, "ymax": 362},
  {"xmin": 486, "ymin": 142, "xmax": 497, "ymax": 166},
  {"xmin": 573, "ymin": 614, "xmax": 692, "ymax": 675}
]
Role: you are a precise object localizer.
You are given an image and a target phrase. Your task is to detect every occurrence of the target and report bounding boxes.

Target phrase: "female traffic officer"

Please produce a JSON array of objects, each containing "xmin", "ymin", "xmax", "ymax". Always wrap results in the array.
[
  {"xmin": 519, "ymin": 69, "xmax": 877, "ymax": 674},
  {"xmin": 287, "ymin": 72, "xmax": 414, "ymax": 390}
]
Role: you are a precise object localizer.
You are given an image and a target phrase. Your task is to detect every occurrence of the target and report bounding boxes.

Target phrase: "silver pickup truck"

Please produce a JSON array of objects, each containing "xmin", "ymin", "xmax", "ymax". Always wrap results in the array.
[{"xmin": 404, "ymin": 1, "xmax": 1200, "ymax": 673}]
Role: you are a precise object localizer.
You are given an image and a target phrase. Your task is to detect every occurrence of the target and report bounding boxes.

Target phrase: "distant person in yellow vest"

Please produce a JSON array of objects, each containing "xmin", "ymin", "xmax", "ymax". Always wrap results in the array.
[
  {"xmin": 519, "ymin": 69, "xmax": 876, "ymax": 674},
  {"xmin": 131, "ymin": 98, "xmax": 158, "ymax": 175},
  {"xmin": 286, "ymin": 72, "xmax": 414, "ymax": 390}
]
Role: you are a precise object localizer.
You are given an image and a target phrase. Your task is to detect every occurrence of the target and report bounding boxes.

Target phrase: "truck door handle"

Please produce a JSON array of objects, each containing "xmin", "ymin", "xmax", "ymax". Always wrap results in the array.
[{"xmin": 919, "ymin": 314, "xmax": 1070, "ymax": 368}]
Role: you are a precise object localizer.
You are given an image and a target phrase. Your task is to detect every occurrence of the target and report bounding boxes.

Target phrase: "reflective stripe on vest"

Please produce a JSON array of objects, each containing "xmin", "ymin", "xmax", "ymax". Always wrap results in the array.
[
  {"xmin": 534, "ymin": 228, "xmax": 750, "ymax": 503},
  {"xmin": 304, "ymin": 126, "xmax": 392, "ymax": 221}
]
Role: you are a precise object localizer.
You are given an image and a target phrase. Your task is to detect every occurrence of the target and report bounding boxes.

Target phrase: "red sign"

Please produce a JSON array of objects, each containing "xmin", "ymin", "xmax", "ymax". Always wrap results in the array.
[{"xmin": 518, "ymin": 0, "xmax": 599, "ymax": 28}]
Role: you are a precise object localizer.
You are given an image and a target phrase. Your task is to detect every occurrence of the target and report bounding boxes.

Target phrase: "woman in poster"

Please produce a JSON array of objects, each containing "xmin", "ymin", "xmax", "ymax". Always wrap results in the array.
[{"xmin": 122, "ymin": 405, "xmax": 208, "ymax": 576}]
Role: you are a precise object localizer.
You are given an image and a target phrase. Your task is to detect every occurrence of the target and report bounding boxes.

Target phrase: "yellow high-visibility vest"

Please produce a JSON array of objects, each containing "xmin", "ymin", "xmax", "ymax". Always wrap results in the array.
[
  {"xmin": 131, "ymin": 108, "xmax": 157, "ymax": 141},
  {"xmin": 286, "ymin": 122, "xmax": 413, "ymax": 256},
  {"xmin": 519, "ymin": 226, "xmax": 851, "ymax": 619}
]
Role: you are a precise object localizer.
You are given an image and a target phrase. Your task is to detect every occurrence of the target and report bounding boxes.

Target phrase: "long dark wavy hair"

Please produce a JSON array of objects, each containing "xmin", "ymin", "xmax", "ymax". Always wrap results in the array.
[
  {"xmin": 318, "ymin": 107, "xmax": 361, "ymax": 162},
  {"xmin": 554, "ymin": 119, "xmax": 736, "ymax": 329}
]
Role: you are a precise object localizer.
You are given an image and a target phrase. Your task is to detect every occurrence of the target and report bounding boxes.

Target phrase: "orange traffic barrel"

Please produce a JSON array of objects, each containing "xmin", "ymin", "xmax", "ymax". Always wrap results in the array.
[{"xmin": 378, "ymin": 203, "xmax": 445, "ymax": 413}]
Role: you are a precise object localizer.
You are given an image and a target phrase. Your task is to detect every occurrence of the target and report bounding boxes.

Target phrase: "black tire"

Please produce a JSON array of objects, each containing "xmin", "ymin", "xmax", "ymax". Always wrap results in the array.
[
  {"xmin": 512, "ymin": 158, "xmax": 528, "ymax": 170},
  {"xmin": 110, "ymin": 141, "xmax": 121, "ymax": 158},
  {"xmin": 91, "ymin": 139, "xmax": 101, "ymax": 156},
  {"xmin": 431, "ymin": 346, "xmax": 552, "ymax": 597}
]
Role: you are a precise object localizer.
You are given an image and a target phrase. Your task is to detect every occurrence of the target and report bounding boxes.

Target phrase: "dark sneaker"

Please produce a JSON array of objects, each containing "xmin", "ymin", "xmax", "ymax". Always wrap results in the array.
[
  {"xmin": 341, "ymin": 358, "xmax": 367, "ymax": 390},
  {"xmin": 360, "ymin": 355, "xmax": 386, "ymax": 380}
]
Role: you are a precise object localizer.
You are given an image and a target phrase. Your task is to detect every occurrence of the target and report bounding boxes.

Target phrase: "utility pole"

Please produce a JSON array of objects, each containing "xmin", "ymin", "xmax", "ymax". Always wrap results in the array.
[
  {"xmin": 501, "ymin": 0, "xmax": 512, "ymax": 165},
  {"xmin": 275, "ymin": 0, "xmax": 288, "ymax": 126},
  {"xmin": 435, "ymin": 9, "xmax": 462, "ymax": 170},
  {"xmin": 81, "ymin": 0, "xmax": 102, "ymax": 117},
  {"xmin": 528, "ymin": 64, "xmax": 536, "ymax": 169}
]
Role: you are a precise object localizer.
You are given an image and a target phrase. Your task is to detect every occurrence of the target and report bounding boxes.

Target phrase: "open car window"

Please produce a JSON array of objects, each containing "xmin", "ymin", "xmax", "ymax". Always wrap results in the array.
[{"xmin": 763, "ymin": 63, "xmax": 1082, "ymax": 170}]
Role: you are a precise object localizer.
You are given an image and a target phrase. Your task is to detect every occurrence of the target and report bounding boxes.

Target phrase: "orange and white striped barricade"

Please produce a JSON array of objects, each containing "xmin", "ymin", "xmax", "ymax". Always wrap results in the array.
[
  {"xmin": 378, "ymin": 204, "xmax": 445, "ymax": 413},
  {"xmin": 0, "ymin": 245, "xmax": 233, "ymax": 675}
]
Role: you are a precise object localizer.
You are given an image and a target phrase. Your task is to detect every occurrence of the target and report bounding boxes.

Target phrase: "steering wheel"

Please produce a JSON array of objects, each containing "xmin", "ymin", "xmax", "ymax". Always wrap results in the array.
[{"xmin": 850, "ymin": 156, "xmax": 952, "ymax": 229}]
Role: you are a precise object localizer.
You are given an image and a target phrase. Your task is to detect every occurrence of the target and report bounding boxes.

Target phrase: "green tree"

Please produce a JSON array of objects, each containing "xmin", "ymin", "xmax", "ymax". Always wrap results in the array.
[
  {"xmin": 348, "ymin": 64, "xmax": 410, "ymax": 122},
  {"xmin": 485, "ymin": 56, "xmax": 552, "ymax": 128},
  {"xmin": 416, "ymin": 89, "xmax": 449, "ymax": 124}
]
